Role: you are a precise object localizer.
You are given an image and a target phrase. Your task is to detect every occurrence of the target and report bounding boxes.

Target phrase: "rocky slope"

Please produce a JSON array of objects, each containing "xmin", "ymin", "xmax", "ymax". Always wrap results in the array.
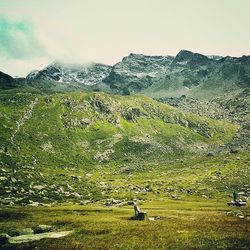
[
  {"xmin": 157, "ymin": 88, "xmax": 250, "ymax": 152},
  {"xmin": 144, "ymin": 50, "xmax": 250, "ymax": 98},
  {"xmin": 157, "ymin": 89, "xmax": 250, "ymax": 125},
  {"xmin": 103, "ymin": 53, "xmax": 174, "ymax": 93}
]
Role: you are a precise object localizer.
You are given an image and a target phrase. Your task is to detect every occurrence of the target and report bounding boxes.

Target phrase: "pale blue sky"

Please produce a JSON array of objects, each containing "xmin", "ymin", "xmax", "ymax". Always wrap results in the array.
[{"xmin": 0, "ymin": 0, "xmax": 250, "ymax": 76}]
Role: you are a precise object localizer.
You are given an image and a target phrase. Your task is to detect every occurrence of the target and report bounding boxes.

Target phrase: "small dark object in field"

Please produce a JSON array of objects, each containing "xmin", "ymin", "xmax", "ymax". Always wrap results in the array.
[
  {"xmin": 227, "ymin": 200, "xmax": 247, "ymax": 207},
  {"xmin": 0, "ymin": 233, "xmax": 10, "ymax": 244},
  {"xmin": 132, "ymin": 203, "xmax": 147, "ymax": 220},
  {"xmin": 207, "ymin": 152, "xmax": 214, "ymax": 157},
  {"xmin": 33, "ymin": 225, "xmax": 53, "ymax": 234}
]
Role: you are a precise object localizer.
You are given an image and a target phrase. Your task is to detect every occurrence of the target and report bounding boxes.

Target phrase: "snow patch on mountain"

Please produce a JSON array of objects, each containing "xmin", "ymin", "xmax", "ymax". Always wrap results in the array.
[{"xmin": 27, "ymin": 62, "xmax": 112, "ymax": 86}]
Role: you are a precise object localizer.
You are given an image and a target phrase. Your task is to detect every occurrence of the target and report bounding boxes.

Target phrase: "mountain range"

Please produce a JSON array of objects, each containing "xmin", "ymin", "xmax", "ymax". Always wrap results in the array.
[
  {"xmin": 1, "ymin": 50, "xmax": 249, "ymax": 99},
  {"xmin": 21, "ymin": 49, "xmax": 250, "ymax": 98}
]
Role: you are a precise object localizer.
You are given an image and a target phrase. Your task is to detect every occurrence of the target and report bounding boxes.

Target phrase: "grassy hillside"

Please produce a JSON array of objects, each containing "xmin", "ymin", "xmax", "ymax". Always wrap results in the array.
[
  {"xmin": 0, "ymin": 89, "xmax": 244, "ymax": 204},
  {"xmin": 0, "ymin": 90, "xmax": 237, "ymax": 168}
]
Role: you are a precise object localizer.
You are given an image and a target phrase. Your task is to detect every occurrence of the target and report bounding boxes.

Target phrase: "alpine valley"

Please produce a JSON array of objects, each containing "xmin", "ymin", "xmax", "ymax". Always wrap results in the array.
[{"xmin": 0, "ymin": 50, "xmax": 249, "ymax": 250}]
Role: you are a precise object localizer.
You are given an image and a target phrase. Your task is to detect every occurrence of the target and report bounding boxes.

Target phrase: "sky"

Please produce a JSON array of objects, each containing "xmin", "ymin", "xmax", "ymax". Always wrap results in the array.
[{"xmin": 0, "ymin": 0, "xmax": 250, "ymax": 76}]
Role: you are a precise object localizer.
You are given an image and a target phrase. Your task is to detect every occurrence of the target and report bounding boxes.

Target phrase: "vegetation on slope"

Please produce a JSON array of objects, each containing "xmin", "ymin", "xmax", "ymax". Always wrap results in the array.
[
  {"xmin": 0, "ymin": 89, "xmax": 243, "ymax": 205},
  {"xmin": 0, "ymin": 90, "xmax": 237, "ymax": 169}
]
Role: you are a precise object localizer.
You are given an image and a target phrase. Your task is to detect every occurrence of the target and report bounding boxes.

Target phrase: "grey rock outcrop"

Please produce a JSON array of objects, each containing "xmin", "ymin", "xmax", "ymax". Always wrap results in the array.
[{"xmin": 27, "ymin": 61, "xmax": 112, "ymax": 86}]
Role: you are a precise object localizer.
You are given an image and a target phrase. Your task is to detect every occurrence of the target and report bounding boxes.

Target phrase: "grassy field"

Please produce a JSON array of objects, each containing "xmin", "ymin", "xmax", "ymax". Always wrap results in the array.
[{"xmin": 0, "ymin": 200, "xmax": 249, "ymax": 250}]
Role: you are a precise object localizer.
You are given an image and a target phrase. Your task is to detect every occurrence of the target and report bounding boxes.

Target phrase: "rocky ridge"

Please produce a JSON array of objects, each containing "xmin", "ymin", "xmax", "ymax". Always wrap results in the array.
[
  {"xmin": 27, "ymin": 61, "xmax": 112, "ymax": 86},
  {"xmin": 24, "ymin": 50, "xmax": 250, "ymax": 98}
]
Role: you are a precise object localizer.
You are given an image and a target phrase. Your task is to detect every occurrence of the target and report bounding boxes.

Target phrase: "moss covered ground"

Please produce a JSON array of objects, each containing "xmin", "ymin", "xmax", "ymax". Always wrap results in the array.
[{"xmin": 1, "ymin": 199, "xmax": 250, "ymax": 250}]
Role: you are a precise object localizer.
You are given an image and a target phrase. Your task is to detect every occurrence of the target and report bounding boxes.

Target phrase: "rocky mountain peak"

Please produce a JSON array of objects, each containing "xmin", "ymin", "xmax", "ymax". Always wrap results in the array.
[
  {"xmin": 171, "ymin": 50, "xmax": 209, "ymax": 66},
  {"xmin": 103, "ymin": 53, "xmax": 174, "ymax": 92},
  {"xmin": 27, "ymin": 61, "xmax": 112, "ymax": 85},
  {"xmin": 23, "ymin": 50, "xmax": 250, "ymax": 98}
]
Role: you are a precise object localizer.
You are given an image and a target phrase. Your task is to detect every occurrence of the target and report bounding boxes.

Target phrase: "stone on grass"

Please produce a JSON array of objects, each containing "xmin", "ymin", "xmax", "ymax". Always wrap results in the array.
[
  {"xmin": 79, "ymin": 200, "xmax": 91, "ymax": 205},
  {"xmin": 8, "ymin": 231, "xmax": 73, "ymax": 244},
  {"xmin": 171, "ymin": 194, "xmax": 180, "ymax": 200},
  {"xmin": 17, "ymin": 228, "xmax": 34, "ymax": 236},
  {"xmin": 33, "ymin": 185, "xmax": 46, "ymax": 190},
  {"xmin": 28, "ymin": 201, "xmax": 40, "ymax": 207}
]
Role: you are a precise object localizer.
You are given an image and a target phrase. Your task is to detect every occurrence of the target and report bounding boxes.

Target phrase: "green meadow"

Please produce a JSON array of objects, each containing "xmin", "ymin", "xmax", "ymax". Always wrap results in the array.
[{"xmin": 1, "ymin": 199, "xmax": 249, "ymax": 250}]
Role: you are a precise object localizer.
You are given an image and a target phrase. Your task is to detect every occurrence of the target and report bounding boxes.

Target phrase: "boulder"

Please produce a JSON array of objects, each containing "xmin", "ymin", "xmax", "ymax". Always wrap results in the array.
[
  {"xmin": 8, "ymin": 231, "xmax": 73, "ymax": 244},
  {"xmin": 28, "ymin": 201, "xmax": 39, "ymax": 207},
  {"xmin": 171, "ymin": 194, "xmax": 180, "ymax": 200},
  {"xmin": 33, "ymin": 185, "xmax": 46, "ymax": 190}
]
